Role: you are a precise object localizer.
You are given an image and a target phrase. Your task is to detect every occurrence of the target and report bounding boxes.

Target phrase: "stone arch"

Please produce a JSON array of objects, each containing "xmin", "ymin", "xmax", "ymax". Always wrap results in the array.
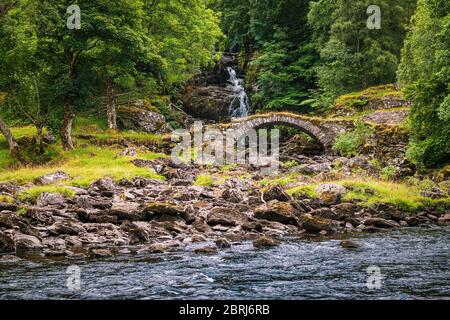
[{"xmin": 230, "ymin": 113, "xmax": 335, "ymax": 151}]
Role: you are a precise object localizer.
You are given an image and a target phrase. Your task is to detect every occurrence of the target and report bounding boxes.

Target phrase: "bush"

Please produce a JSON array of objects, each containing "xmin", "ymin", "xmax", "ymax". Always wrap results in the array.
[
  {"xmin": 332, "ymin": 121, "xmax": 374, "ymax": 157},
  {"xmin": 381, "ymin": 165, "xmax": 397, "ymax": 181}
]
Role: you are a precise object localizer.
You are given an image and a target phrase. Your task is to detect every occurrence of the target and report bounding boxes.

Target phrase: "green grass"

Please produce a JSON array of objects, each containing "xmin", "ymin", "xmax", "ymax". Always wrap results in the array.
[
  {"xmin": 18, "ymin": 186, "xmax": 76, "ymax": 203},
  {"xmin": 287, "ymin": 178, "xmax": 449, "ymax": 212},
  {"xmin": 335, "ymin": 84, "xmax": 403, "ymax": 106},
  {"xmin": 0, "ymin": 139, "xmax": 166, "ymax": 187},
  {"xmin": 287, "ymin": 184, "xmax": 319, "ymax": 198},
  {"xmin": 260, "ymin": 175, "xmax": 298, "ymax": 187},
  {"xmin": 0, "ymin": 126, "xmax": 39, "ymax": 168},
  {"xmin": 339, "ymin": 179, "xmax": 441, "ymax": 212},
  {"xmin": 0, "ymin": 113, "xmax": 167, "ymax": 186}
]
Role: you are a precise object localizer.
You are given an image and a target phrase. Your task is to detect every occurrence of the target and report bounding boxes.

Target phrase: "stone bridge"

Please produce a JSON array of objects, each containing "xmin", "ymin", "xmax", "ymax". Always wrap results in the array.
[{"xmin": 223, "ymin": 113, "xmax": 345, "ymax": 151}]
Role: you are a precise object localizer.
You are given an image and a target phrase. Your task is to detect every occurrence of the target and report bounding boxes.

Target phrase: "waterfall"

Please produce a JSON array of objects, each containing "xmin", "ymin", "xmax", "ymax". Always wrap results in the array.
[{"xmin": 226, "ymin": 66, "xmax": 250, "ymax": 118}]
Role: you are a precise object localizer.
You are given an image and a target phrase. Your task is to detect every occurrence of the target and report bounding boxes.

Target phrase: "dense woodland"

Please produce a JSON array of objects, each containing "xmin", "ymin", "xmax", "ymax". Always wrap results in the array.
[{"xmin": 0, "ymin": 0, "xmax": 449, "ymax": 169}]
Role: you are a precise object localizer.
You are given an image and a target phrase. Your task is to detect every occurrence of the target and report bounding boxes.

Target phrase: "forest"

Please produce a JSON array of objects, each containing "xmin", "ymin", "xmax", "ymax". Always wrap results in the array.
[
  {"xmin": 0, "ymin": 0, "xmax": 448, "ymax": 169},
  {"xmin": 0, "ymin": 0, "xmax": 450, "ymax": 300}
]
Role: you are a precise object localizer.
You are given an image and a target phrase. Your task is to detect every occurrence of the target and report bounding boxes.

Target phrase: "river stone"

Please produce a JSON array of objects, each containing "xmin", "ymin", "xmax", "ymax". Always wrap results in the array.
[
  {"xmin": 254, "ymin": 201, "xmax": 299, "ymax": 226},
  {"xmin": 364, "ymin": 217, "xmax": 399, "ymax": 229},
  {"xmin": 36, "ymin": 193, "xmax": 66, "ymax": 207},
  {"xmin": 206, "ymin": 207, "xmax": 248, "ymax": 227},
  {"xmin": 144, "ymin": 202, "xmax": 186, "ymax": 220},
  {"xmin": 262, "ymin": 185, "xmax": 292, "ymax": 202},
  {"xmin": 315, "ymin": 184, "xmax": 347, "ymax": 204},
  {"xmin": 0, "ymin": 202, "xmax": 17, "ymax": 212},
  {"xmin": 49, "ymin": 221, "xmax": 86, "ymax": 236},
  {"xmin": 221, "ymin": 188, "xmax": 244, "ymax": 203},
  {"xmin": 34, "ymin": 171, "xmax": 70, "ymax": 186},
  {"xmin": 300, "ymin": 214, "xmax": 334, "ymax": 233},
  {"xmin": 253, "ymin": 235, "xmax": 280, "ymax": 248},
  {"xmin": 215, "ymin": 238, "xmax": 231, "ymax": 248},
  {"xmin": 340, "ymin": 240, "xmax": 360, "ymax": 249},
  {"xmin": 194, "ymin": 246, "xmax": 217, "ymax": 254},
  {"xmin": 14, "ymin": 234, "xmax": 43, "ymax": 254},
  {"xmin": 89, "ymin": 178, "xmax": 116, "ymax": 192},
  {"xmin": 0, "ymin": 231, "xmax": 15, "ymax": 253}
]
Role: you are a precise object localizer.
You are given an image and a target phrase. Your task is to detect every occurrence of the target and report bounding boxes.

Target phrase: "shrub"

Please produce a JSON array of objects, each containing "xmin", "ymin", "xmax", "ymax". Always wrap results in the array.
[
  {"xmin": 332, "ymin": 121, "xmax": 374, "ymax": 157},
  {"xmin": 381, "ymin": 165, "xmax": 397, "ymax": 181}
]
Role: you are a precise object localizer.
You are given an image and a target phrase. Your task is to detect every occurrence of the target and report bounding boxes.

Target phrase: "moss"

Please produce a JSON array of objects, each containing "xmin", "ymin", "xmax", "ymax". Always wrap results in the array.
[
  {"xmin": 18, "ymin": 186, "xmax": 76, "ymax": 203},
  {"xmin": 0, "ymin": 195, "xmax": 14, "ymax": 203},
  {"xmin": 194, "ymin": 175, "xmax": 214, "ymax": 187}
]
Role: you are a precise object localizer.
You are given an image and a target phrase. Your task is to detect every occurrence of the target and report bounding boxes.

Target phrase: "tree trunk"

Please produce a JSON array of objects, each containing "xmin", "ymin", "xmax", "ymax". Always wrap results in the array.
[
  {"xmin": 106, "ymin": 80, "xmax": 117, "ymax": 130},
  {"xmin": 61, "ymin": 101, "xmax": 75, "ymax": 150},
  {"xmin": 0, "ymin": 115, "xmax": 22, "ymax": 159}
]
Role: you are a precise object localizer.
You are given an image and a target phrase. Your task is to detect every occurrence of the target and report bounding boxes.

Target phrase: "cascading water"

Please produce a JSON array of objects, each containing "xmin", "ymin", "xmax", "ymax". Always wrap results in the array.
[{"xmin": 226, "ymin": 66, "xmax": 250, "ymax": 118}]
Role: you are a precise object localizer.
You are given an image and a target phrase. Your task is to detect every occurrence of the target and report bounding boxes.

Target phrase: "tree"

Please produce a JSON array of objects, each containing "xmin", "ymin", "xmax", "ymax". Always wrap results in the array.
[
  {"xmin": 21, "ymin": 0, "xmax": 156, "ymax": 150},
  {"xmin": 0, "ymin": 93, "xmax": 21, "ymax": 158},
  {"xmin": 218, "ymin": 0, "xmax": 319, "ymax": 112},
  {"xmin": 308, "ymin": 0, "xmax": 417, "ymax": 106},
  {"xmin": 398, "ymin": 0, "xmax": 450, "ymax": 168}
]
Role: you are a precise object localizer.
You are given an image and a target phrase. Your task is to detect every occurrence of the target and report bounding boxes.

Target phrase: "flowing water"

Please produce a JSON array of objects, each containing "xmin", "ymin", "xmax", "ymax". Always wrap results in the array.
[
  {"xmin": 0, "ymin": 226, "xmax": 449, "ymax": 300},
  {"xmin": 227, "ymin": 66, "xmax": 250, "ymax": 118}
]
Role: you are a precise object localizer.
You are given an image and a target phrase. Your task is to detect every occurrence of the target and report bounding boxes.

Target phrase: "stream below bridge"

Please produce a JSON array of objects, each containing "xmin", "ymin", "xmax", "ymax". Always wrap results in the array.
[{"xmin": 0, "ymin": 226, "xmax": 449, "ymax": 300}]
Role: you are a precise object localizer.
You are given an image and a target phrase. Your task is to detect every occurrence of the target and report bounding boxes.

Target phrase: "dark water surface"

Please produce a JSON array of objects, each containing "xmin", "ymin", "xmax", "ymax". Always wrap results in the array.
[{"xmin": 1, "ymin": 226, "xmax": 449, "ymax": 300}]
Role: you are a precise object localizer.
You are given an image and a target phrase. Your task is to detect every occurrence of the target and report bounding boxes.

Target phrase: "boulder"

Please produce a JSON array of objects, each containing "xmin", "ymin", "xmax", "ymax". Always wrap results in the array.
[
  {"xmin": 182, "ymin": 85, "xmax": 235, "ymax": 121},
  {"xmin": 206, "ymin": 207, "xmax": 248, "ymax": 226},
  {"xmin": 0, "ymin": 232, "xmax": 15, "ymax": 253},
  {"xmin": 194, "ymin": 246, "xmax": 217, "ymax": 254},
  {"xmin": 14, "ymin": 234, "xmax": 43, "ymax": 254},
  {"xmin": 297, "ymin": 163, "xmax": 332, "ymax": 175},
  {"xmin": 120, "ymin": 221, "xmax": 150, "ymax": 244},
  {"xmin": 49, "ymin": 221, "xmax": 86, "ymax": 236},
  {"xmin": 89, "ymin": 178, "xmax": 116, "ymax": 192},
  {"xmin": 315, "ymin": 184, "xmax": 347, "ymax": 204},
  {"xmin": 0, "ymin": 202, "xmax": 17, "ymax": 212},
  {"xmin": 34, "ymin": 171, "xmax": 70, "ymax": 185},
  {"xmin": 364, "ymin": 217, "xmax": 399, "ymax": 229},
  {"xmin": 115, "ymin": 147, "xmax": 138, "ymax": 158},
  {"xmin": 299, "ymin": 214, "xmax": 334, "ymax": 232},
  {"xmin": 117, "ymin": 105, "xmax": 171, "ymax": 134},
  {"xmin": 36, "ymin": 193, "xmax": 66, "ymax": 207},
  {"xmin": 144, "ymin": 202, "xmax": 186, "ymax": 220},
  {"xmin": 254, "ymin": 201, "xmax": 299, "ymax": 226},
  {"xmin": 221, "ymin": 188, "xmax": 245, "ymax": 203},
  {"xmin": 253, "ymin": 236, "xmax": 280, "ymax": 248},
  {"xmin": 215, "ymin": 238, "xmax": 231, "ymax": 248},
  {"xmin": 340, "ymin": 240, "xmax": 360, "ymax": 249},
  {"xmin": 262, "ymin": 185, "xmax": 292, "ymax": 202}
]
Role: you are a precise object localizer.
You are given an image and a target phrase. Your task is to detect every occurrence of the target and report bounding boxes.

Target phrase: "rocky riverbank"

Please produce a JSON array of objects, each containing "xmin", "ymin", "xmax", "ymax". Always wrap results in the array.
[{"xmin": 1, "ymin": 154, "xmax": 449, "ymax": 261}]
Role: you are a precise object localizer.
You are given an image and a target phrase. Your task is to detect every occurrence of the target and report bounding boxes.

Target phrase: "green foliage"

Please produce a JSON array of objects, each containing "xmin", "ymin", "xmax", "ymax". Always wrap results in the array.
[
  {"xmin": 380, "ymin": 165, "xmax": 397, "ymax": 181},
  {"xmin": 309, "ymin": 0, "xmax": 417, "ymax": 107},
  {"xmin": 398, "ymin": 0, "xmax": 450, "ymax": 168},
  {"xmin": 332, "ymin": 121, "xmax": 374, "ymax": 156},
  {"xmin": 219, "ymin": 0, "xmax": 318, "ymax": 113}
]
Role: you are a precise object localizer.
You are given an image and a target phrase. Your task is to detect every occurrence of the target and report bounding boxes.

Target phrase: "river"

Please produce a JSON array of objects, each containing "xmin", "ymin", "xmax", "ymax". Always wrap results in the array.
[{"xmin": 0, "ymin": 226, "xmax": 449, "ymax": 300}]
